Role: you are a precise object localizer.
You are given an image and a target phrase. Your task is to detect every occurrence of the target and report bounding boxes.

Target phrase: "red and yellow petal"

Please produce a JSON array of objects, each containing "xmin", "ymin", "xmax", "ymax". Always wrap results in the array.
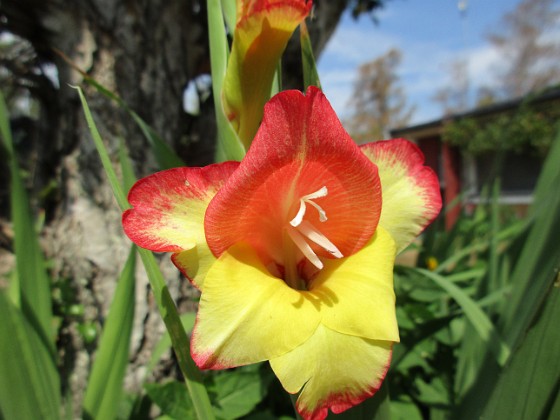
[
  {"xmin": 191, "ymin": 242, "xmax": 320, "ymax": 369},
  {"xmin": 310, "ymin": 227, "xmax": 399, "ymax": 342},
  {"xmin": 122, "ymin": 162, "xmax": 238, "ymax": 286},
  {"xmin": 270, "ymin": 324, "xmax": 393, "ymax": 420},
  {"xmin": 225, "ymin": 0, "xmax": 312, "ymax": 147},
  {"xmin": 360, "ymin": 139, "xmax": 442, "ymax": 252},
  {"xmin": 206, "ymin": 87, "xmax": 382, "ymax": 267}
]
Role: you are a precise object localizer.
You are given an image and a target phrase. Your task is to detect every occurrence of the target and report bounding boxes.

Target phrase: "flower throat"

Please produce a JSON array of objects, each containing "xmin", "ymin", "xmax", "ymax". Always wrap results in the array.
[{"xmin": 282, "ymin": 186, "xmax": 343, "ymax": 290}]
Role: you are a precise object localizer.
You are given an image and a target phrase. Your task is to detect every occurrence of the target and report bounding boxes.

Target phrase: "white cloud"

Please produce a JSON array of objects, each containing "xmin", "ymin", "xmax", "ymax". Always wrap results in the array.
[{"xmin": 316, "ymin": 2, "xmax": 534, "ymax": 126}]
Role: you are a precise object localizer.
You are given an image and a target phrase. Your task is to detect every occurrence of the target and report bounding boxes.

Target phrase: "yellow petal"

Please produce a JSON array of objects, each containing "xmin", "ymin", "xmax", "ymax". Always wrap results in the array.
[
  {"xmin": 360, "ymin": 139, "xmax": 441, "ymax": 252},
  {"xmin": 270, "ymin": 324, "xmax": 393, "ymax": 420},
  {"xmin": 310, "ymin": 227, "xmax": 399, "ymax": 342},
  {"xmin": 191, "ymin": 242, "xmax": 320, "ymax": 369},
  {"xmin": 171, "ymin": 245, "xmax": 216, "ymax": 289}
]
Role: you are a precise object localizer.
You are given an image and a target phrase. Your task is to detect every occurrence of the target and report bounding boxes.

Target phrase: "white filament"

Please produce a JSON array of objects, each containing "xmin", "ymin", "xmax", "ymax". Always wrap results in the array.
[{"xmin": 286, "ymin": 186, "xmax": 343, "ymax": 270}]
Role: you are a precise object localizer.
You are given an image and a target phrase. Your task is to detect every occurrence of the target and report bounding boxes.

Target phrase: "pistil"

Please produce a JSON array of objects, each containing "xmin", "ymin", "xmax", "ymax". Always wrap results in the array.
[{"xmin": 282, "ymin": 229, "xmax": 307, "ymax": 290}]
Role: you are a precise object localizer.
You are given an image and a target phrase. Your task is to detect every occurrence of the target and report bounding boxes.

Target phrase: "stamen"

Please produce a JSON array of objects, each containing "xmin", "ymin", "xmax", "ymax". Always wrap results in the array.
[
  {"xmin": 290, "ymin": 186, "xmax": 328, "ymax": 227},
  {"xmin": 284, "ymin": 186, "xmax": 343, "ymax": 276},
  {"xmin": 287, "ymin": 227, "xmax": 324, "ymax": 269},
  {"xmin": 297, "ymin": 220, "xmax": 343, "ymax": 258}
]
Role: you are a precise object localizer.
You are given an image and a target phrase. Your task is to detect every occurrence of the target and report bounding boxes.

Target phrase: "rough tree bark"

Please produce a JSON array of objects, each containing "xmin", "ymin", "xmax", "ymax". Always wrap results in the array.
[{"xmin": 0, "ymin": 0, "xmax": 354, "ymax": 412}]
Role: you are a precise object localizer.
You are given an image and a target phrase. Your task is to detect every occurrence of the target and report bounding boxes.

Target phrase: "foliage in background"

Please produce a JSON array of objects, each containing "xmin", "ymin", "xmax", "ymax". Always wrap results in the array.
[
  {"xmin": 442, "ymin": 92, "xmax": 560, "ymax": 156},
  {"xmin": 1, "ymin": 0, "xmax": 560, "ymax": 418},
  {"xmin": 386, "ymin": 128, "xmax": 560, "ymax": 419}
]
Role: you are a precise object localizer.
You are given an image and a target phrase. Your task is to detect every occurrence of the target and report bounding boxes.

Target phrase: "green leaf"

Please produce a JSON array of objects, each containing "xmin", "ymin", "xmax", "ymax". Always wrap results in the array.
[
  {"xmin": 76, "ymin": 86, "xmax": 215, "ymax": 420},
  {"xmin": 453, "ymin": 322, "xmax": 487, "ymax": 398},
  {"xmin": 146, "ymin": 312, "xmax": 196, "ymax": 376},
  {"xmin": 118, "ymin": 137, "xmax": 137, "ymax": 193},
  {"xmin": 482, "ymin": 286, "xmax": 560, "ymax": 419},
  {"xmin": 414, "ymin": 376, "xmax": 449, "ymax": 406},
  {"xmin": 390, "ymin": 398, "xmax": 423, "ymax": 420},
  {"xmin": 82, "ymin": 247, "xmax": 136, "ymax": 420},
  {"xmin": 207, "ymin": 0, "xmax": 246, "ymax": 162},
  {"xmin": 325, "ymin": 382, "xmax": 391, "ymax": 419},
  {"xmin": 211, "ymin": 371, "xmax": 270, "ymax": 419},
  {"xmin": 412, "ymin": 268, "xmax": 510, "ymax": 367},
  {"xmin": 456, "ymin": 130, "xmax": 560, "ymax": 419},
  {"xmin": 220, "ymin": 0, "xmax": 236, "ymax": 34},
  {"xmin": 300, "ymin": 20, "xmax": 321, "ymax": 90},
  {"xmin": 0, "ymin": 90, "xmax": 55, "ymax": 355},
  {"xmin": 127, "ymin": 112, "xmax": 184, "ymax": 170},
  {"xmin": 0, "ymin": 292, "xmax": 60, "ymax": 420},
  {"xmin": 502, "ymin": 130, "xmax": 560, "ymax": 347},
  {"xmin": 145, "ymin": 381, "xmax": 195, "ymax": 419},
  {"xmin": 67, "ymin": 66, "xmax": 184, "ymax": 170}
]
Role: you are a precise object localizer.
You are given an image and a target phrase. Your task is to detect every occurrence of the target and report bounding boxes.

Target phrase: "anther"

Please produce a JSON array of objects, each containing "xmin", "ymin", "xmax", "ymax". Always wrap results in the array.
[{"xmin": 290, "ymin": 186, "xmax": 328, "ymax": 227}]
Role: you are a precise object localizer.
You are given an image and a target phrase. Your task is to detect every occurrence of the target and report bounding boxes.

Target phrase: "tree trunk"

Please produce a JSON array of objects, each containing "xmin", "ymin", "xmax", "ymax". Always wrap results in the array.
[{"xmin": 1, "ymin": 0, "xmax": 350, "ymax": 413}]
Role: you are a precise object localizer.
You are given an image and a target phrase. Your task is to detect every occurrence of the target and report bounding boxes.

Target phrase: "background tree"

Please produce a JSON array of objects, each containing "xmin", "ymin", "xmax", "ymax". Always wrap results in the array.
[
  {"xmin": 432, "ymin": 58, "xmax": 471, "ymax": 115},
  {"xmin": 0, "ymin": 0, "xmax": 390, "ymax": 412},
  {"xmin": 433, "ymin": 0, "xmax": 560, "ymax": 115},
  {"xmin": 487, "ymin": 0, "xmax": 560, "ymax": 98},
  {"xmin": 345, "ymin": 48, "xmax": 414, "ymax": 143}
]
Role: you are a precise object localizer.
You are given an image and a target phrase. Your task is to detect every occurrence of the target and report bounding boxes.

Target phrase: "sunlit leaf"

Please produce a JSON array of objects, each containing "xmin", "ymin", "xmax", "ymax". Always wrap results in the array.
[
  {"xmin": 82, "ymin": 247, "xmax": 136, "ymax": 420},
  {"xmin": 300, "ymin": 20, "xmax": 321, "ymax": 90},
  {"xmin": 0, "ymin": 292, "xmax": 60, "ymax": 420},
  {"xmin": 0, "ymin": 90, "xmax": 55, "ymax": 355},
  {"xmin": 412, "ymin": 268, "xmax": 510, "ymax": 367},
  {"xmin": 482, "ymin": 287, "xmax": 560, "ymax": 419}
]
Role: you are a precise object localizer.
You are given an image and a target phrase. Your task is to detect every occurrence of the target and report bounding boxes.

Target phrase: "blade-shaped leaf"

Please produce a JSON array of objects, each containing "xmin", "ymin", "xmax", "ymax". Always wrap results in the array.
[
  {"xmin": 220, "ymin": 0, "xmax": 236, "ymax": 34},
  {"xmin": 82, "ymin": 247, "xmax": 136, "ymax": 420},
  {"xmin": 300, "ymin": 20, "xmax": 321, "ymax": 90},
  {"xmin": 76, "ymin": 86, "xmax": 214, "ymax": 420},
  {"xmin": 207, "ymin": 0, "xmax": 245, "ymax": 162},
  {"xmin": 0, "ymin": 292, "xmax": 60, "ymax": 420},
  {"xmin": 57, "ymin": 51, "xmax": 184, "ymax": 170},
  {"xmin": 0, "ymin": 90, "xmax": 54, "ymax": 355},
  {"xmin": 502, "ymin": 131, "xmax": 560, "ymax": 347},
  {"xmin": 412, "ymin": 268, "xmax": 510, "ymax": 367},
  {"xmin": 482, "ymin": 286, "xmax": 560, "ymax": 419}
]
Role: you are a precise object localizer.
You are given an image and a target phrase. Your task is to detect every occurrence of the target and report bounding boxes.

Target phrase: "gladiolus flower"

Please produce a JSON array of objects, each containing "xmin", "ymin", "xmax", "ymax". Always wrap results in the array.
[
  {"xmin": 123, "ymin": 87, "xmax": 441, "ymax": 420},
  {"xmin": 223, "ymin": 0, "xmax": 312, "ymax": 148}
]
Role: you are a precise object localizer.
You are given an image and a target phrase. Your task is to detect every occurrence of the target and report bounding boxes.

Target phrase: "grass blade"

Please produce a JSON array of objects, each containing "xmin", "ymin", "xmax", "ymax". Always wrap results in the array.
[
  {"xmin": 207, "ymin": 0, "xmax": 246, "ymax": 162},
  {"xmin": 501, "ymin": 131, "xmax": 560, "ymax": 347},
  {"xmin": 57, "ymin": 50, "xmax": 184, "ymax": 170},
  {"xmin": 457, "ymin": 131, "xmax": 560, "ymax": 419},
  {"xmin": 82, "ymin": 247, "xmax": 136, "ymax": 420},
  {"xmin": 0, "ymin": 292, "xmax": 60, "ymax": 420},
  {"xmin": 300, "ymin": 20, "xmax": 321, "ymax": 90},
  {"xmin": 482, "ymin": 285, "xmax": 560, "ymax": 420},
  {"xmin": 220, "ymin": 0, "xmax": 236, "ymax": 34},
  {"xmin": 118, "ymin": 137, "xmax": 136, "ymax": 193},
  {"xmin": 0, "ymin": 91, "xmax": 54, "ymax": 355},
  {"xmin": 411, "ymin": 268, "xmax": 510, "ymax": 367},
  {"xmin": 76, "ymin": 86, "xmax": 215, "ymax": 420}
]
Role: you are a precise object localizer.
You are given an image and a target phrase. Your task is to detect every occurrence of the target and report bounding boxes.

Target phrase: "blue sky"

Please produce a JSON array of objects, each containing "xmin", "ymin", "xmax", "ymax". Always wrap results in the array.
[{"xmin": 317, "ymin": 0, "xmax": 553, "ymax": 125}]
